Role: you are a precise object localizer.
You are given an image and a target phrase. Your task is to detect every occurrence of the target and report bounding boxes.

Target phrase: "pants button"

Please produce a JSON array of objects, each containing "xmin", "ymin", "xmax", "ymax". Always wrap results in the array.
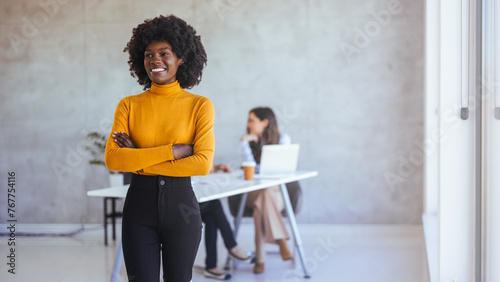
[{"xmin": 160, "ymin": 180, "xmax": 165, "ymax": 186}]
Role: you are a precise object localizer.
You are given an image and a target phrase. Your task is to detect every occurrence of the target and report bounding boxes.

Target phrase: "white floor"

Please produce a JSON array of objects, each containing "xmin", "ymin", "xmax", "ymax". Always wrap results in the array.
[{"xmin": 0, "ymin": 224, "xmax": 430, "ymax": 282}]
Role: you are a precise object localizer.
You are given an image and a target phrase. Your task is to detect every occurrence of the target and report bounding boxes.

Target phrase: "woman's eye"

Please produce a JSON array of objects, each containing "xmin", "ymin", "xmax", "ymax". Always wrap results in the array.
[
  {"xmin": 145, "ymin": 54, "xmax": 152, "ymax": 58},
  {"xmin": 161, "ymin": 52, "xmax": 170, "ymax": 56}
]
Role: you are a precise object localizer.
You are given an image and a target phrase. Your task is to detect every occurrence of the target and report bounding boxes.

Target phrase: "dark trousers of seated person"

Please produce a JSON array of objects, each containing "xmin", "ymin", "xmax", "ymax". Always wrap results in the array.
[
  {"xmin": 122, "ymin": 174, "xmax": 202, "ymax": 282},
  {"xmin": 200, "ymin": 200, "xmax": 237, "ymax": 269}
]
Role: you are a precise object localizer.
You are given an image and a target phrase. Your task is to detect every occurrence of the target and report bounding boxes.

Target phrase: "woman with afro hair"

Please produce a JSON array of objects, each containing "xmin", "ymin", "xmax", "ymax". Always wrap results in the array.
[{"xmin": 105, "ymin": 15, "xmax": 213, "ymax": 281}]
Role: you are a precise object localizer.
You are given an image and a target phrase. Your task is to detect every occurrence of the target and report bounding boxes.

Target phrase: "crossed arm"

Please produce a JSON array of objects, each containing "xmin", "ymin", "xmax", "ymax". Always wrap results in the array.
[
  {"xmin": 112, "ymin": 131, "xmax": 193, "ymax": 173},
  {"xmin": 105, "ymin": 97, "xmax": 215, "ymax": 176},
  {"xmin": 112, "ymin": 131, "xmax": 193, "ymax": 159},
  {"xmin": 113, "ymin": 132, "xmax": 229, "ymax": 174}
]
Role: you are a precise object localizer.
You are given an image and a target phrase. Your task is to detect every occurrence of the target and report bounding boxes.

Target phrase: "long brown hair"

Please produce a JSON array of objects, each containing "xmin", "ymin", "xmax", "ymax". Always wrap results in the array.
[{"xmin": 248, "ymin": 107, "xmax": 280, "ymax": 163}]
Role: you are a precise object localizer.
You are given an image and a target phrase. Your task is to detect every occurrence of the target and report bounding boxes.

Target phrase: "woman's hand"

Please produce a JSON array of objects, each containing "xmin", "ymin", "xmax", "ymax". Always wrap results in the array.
[
  {"xmin": 240, "ymin": 134, "xmax": 258, "ymax": 142},
  {"xmin": 211, "ymin": 164, "xmax": 231, "ymax": 173},
  {"xmin": 172, "ymin": 144, "xmax": 194, "ymax": 160},
  {"xmin": 113, "ymin": 131, "xmax": 136, "ymax": 148}
]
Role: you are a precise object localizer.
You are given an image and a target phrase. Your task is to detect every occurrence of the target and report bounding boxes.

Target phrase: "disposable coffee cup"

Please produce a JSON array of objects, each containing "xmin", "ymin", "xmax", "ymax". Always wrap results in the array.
[{"xmin": 242, "ymin": 161, "xmax": 256, "ymax": 180}]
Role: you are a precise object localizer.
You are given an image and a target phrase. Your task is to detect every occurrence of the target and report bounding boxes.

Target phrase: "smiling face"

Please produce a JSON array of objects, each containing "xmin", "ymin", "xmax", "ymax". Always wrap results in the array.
[{"xmin": 144, "ymin": 41, "xmax": 184, "ymax": 86}]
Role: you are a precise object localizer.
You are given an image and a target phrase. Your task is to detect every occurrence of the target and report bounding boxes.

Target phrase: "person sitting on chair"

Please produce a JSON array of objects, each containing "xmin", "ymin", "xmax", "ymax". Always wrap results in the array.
[{"xmin": 239, "ymin": 107, "xmax": 294, "ymax": 274}]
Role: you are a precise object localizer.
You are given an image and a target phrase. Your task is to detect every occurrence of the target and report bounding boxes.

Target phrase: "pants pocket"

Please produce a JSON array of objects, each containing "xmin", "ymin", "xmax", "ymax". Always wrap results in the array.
[{"xmin": 161, "ymin": 187, "xmax": 202, "ymax": 231}]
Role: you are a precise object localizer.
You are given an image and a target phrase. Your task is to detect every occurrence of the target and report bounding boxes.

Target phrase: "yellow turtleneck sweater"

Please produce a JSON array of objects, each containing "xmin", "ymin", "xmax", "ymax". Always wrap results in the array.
[{"xmin": 104, "ymin": 81, "xmax": 214, "ymax": 177}]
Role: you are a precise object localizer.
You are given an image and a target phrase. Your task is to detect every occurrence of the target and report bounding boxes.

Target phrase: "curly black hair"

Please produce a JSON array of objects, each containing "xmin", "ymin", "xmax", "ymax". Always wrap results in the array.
[{"xmin": 124, "ymin": 15, "xmax": 207, "ymax": 90}]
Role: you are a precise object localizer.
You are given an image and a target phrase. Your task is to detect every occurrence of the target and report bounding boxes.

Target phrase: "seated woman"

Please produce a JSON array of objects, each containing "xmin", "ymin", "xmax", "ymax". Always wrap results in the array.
[
  {"xmin": 200, "ymin": 164, "xmax": 254, "ymax": 280},
  {"xmin": 240, "ymin": 107, "xmax": 293, "ymax": 274}
]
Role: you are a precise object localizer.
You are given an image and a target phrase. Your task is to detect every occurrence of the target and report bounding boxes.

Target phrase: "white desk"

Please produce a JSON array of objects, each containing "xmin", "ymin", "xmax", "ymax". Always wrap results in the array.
[{"xmin": 87, "ymin": 170, "xmax": 318, "ymax": 280}]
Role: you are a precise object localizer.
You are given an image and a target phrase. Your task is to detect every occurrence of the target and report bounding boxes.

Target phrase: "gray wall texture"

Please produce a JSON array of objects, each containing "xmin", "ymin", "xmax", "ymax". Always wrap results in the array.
[{"xmin": 0, "ymin": 0, "xmax": 423, "ymax": 224}]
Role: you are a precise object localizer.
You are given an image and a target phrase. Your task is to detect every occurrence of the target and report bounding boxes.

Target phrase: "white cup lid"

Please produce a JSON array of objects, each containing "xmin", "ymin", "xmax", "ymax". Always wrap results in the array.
[{"xmin": 242, "ymin": 161, "xmax": 256, "ymax": 167}]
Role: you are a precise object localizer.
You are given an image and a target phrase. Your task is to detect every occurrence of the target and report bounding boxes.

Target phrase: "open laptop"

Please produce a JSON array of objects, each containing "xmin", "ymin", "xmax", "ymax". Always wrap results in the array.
[{"xmin": 255, "ymin": 144, "xmax": 300, "ymax": 178}]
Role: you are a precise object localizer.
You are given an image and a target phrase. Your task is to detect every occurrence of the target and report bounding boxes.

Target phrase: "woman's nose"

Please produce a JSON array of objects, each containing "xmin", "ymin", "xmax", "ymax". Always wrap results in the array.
[
  {"xmin": 149, "ymin": 54, "xmax": 162, "ymax": 64},
  {"xmin": 150, "ymin": 58, "xmax": 162, "ymax": 66}
]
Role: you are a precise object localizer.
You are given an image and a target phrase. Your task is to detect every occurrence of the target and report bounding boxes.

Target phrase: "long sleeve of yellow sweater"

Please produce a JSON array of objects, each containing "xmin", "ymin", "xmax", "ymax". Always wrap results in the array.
[{"xmin": 104, "ymin": 81, "xmax": 215, "ymax": 177}]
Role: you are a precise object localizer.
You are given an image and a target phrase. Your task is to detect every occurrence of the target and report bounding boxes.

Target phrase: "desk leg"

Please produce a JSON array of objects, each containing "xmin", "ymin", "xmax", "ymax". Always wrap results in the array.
[
  {"xmin": 224, "ymin": 192, "xmax": 248, "ymax": 270},
  {"xmin": 111, "ymin": 241, "xmax": 123, "ymax": 282},
  {"xmin": 280, "ymin": 183, "xmax": 311, "ymax": 278},
  {"xmin": 112, "ymin": 198, "xmax": 116, "ymax": 241}
]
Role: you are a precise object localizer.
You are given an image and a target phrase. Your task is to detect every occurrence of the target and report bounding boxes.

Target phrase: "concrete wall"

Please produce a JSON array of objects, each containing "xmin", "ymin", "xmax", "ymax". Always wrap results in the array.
[{"xmin": 0, "ymin": 0, "xmax": 423, "ymax": 224}]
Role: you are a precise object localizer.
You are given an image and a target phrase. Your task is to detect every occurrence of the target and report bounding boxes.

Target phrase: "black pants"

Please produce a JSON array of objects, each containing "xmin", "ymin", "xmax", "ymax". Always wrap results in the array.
[
  {"xmin": 122, "ymin": 174, "xmax": 202, "ymax": 282},
  {"xmin": 199, "ymin": 200, "xmax": 237, "ymax": 269}
]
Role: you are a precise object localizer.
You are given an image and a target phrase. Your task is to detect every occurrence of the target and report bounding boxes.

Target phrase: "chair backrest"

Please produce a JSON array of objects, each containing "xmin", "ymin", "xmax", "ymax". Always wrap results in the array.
[{"xmin": 228, "ymin": 181, "xmax": 303, "ymax": 218}]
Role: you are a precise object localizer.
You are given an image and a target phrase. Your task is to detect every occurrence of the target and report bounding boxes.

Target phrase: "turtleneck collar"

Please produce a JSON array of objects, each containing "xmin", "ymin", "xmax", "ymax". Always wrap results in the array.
[{"xmin": 149, "ymin": 81, "xmax": 183, "ymax": 96}]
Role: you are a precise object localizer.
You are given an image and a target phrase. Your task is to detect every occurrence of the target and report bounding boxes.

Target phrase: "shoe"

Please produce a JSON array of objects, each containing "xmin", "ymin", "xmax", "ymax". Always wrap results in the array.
[
  {"xmin": 253, "ymin": 262, "xmax": 265, "ymax": 274},
  {"xmin": 204, "ymin": 269, "xmax": 231, "ymax": 280},
  {"xmin": 276, "ymin": 239, "xmax": 293, "ymax": 261},
  {"xmin": 228, "ymin": 248, "xmax": 255, "ymax": 264}
]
